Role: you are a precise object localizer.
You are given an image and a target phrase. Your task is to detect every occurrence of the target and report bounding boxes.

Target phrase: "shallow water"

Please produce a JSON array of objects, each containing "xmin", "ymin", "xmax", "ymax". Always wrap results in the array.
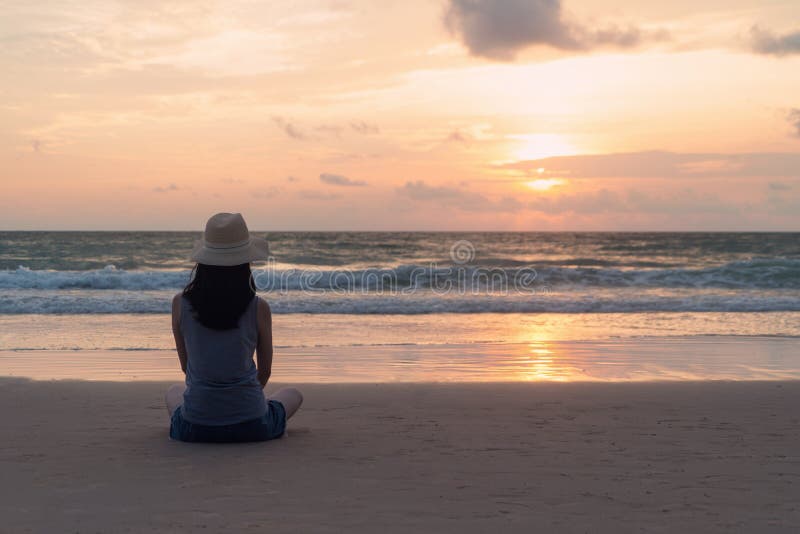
[
  {"xmin": 1, "ymin": 312, "xmax": 799, "ymax": 351},
  {"xmin": 3, "ymin": 337, "xmax": 799, "ymax": 382}
]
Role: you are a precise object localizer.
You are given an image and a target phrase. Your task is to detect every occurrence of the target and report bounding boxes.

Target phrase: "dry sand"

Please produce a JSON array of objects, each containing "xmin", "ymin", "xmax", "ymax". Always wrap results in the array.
[{"xmin": 2, "ymin": 377, "xmax": 799, "ymax": 533}]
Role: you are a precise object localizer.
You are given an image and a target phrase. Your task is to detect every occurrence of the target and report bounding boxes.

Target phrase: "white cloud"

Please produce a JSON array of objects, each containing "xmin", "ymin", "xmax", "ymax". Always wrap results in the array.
[{"xmin": 502, "ymin": 151, "xmax": 800, "ymax": 179}]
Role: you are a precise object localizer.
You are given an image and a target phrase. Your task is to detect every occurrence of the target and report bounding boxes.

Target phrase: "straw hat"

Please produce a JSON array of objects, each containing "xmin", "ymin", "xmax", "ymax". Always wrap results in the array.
[{"xmin": 190, "ymin": 213, "xmax": 269, "ymax": 266}]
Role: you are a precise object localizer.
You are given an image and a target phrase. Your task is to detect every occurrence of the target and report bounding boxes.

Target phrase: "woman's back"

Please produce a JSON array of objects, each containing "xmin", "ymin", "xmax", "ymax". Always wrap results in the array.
[
  {"xmin": 166, "ymin": 212, "xmax": 302, "ymax": 442},
  {"xmin": 179, "ymin": 294, "xmax": 267, "ymax": 425}
]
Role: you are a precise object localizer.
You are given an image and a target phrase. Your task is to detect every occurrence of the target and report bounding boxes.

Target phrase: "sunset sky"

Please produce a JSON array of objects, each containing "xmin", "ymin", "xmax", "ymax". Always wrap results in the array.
[{"xmin": 1, "ymin": 0, "xmax": 799, "ymax": 230}]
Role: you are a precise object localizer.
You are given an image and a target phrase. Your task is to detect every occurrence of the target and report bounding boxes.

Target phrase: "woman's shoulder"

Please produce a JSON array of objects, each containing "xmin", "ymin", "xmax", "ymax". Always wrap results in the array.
[
  {"xmin": 255, "ymin": 296, "xmax": 271, "ymax": 317},
  {"xmin": 171, "ymin": 293, "xmax": 184, "ymax": 326},
  {"xmin": 172, "ymin": 292, "xmax": 187, "ymax": 315}
]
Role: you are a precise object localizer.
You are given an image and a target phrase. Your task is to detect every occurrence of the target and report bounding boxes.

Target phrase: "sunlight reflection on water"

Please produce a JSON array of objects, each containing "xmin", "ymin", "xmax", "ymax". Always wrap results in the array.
[{"xmin": 2, "ymin": 337, "xmax": 799, "ymax": 383}]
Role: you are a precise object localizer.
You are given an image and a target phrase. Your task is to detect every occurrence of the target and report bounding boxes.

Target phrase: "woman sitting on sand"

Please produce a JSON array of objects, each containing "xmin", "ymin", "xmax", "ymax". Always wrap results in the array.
[{"xmin": 165, "ymin": 212, "xmax": 302, "ymax": 442}]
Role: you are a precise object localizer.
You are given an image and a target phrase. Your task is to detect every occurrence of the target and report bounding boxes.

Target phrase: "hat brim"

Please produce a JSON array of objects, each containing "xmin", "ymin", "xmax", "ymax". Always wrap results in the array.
[{"xmin": 190, "ymin": 236, "xmax": 270, "ymax": 266}]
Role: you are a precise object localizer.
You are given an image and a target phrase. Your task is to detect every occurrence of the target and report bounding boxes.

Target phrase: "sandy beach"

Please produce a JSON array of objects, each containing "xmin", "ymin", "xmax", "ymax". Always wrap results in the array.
[
  {"xmin": 2, "ymin": 377, "xmax": 799, "ymax": 533},
  {"xmin": 5, "ymin": 0, "xmax": 800, "ymax": 529}
]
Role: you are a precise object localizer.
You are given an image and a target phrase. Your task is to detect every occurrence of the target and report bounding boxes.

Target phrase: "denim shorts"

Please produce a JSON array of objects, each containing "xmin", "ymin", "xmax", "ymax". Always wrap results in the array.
[{"xmin": 169, "ymin": 400, "xmax": 286, "ymax": 443}]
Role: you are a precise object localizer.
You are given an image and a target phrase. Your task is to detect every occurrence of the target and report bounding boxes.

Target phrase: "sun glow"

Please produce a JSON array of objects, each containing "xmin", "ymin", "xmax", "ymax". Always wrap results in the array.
[
  {"xmin": 511, "ymin": 133, "xmax": 577, "ymax": 161},
  {"xmin": 526, "ymin": 178, "xmax": 565, "ymax": 191}
]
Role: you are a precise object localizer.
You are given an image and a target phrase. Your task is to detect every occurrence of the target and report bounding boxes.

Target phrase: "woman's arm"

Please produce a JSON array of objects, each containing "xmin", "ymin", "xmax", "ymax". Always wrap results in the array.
[
  {"xmin": 171, "ymin": 293, "xmax": 188, "ymax": 374},
  {"xmin": 256, "ymin": 297, "xmax": 273, "ymax": 388}
]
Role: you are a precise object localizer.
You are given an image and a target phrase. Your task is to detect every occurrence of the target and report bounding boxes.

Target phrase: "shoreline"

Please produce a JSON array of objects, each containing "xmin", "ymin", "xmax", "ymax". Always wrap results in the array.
[
  {"xmin": 3, "ymin": 313, "xmax": 800, "ymax": 347},
  {"xmin": 2, "ymin": 377, "xmax": 799, "ymax": 532},
  {"xmin": 2, "ymin": 335, "xmax": 800, "ymax": 382}
]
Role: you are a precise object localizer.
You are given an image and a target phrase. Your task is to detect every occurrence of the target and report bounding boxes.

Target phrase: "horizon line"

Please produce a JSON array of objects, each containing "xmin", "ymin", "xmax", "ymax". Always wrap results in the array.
[{"xmin": 1, "ymin": 228, "xmax": 799, "ymax": 234}]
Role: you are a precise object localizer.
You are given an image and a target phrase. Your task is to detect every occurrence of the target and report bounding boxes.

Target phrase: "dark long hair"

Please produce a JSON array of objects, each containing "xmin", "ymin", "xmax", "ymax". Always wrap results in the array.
[{"xmin": 183, "ymin": 263, "xmax": 256, "ymax": 330}]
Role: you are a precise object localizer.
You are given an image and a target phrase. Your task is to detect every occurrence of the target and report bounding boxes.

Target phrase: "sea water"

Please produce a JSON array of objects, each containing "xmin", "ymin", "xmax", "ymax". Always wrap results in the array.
[{"xmin": 1, "ymin": 232, "xmax": 798, "ymax": 380}]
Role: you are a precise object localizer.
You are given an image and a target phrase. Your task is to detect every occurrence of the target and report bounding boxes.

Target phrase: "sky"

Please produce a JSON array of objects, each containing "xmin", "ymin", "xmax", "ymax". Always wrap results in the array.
[{"xmin": 1, "ymin": 0, "xmax": 799, "ymax": 231}]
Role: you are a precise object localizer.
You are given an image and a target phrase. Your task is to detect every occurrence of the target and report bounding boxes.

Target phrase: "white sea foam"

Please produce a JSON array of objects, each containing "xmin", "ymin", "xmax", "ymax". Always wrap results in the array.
[
  {"xmin": 1, "ymin": 288, "xmax": 799, "ymax": 314},
  {"xmin": 2, "ymin": 258, "xmax": 799, "ymax": 292}
]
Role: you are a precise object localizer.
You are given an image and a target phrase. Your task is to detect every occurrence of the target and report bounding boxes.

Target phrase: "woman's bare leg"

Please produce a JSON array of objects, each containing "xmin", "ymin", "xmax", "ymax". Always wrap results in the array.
[
  {"xmin": 165, "ymin": 383, "xmax": 186, "ymax": 417},
  {"xmin": 268, "ymin": 387, "xmax": 303, "ymax": 419}
]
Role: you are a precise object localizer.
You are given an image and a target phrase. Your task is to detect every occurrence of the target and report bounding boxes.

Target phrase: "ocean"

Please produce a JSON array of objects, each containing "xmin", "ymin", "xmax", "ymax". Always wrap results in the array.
[
  {"xmin": 2, "ymin": 231, "xmax": 800, "ymax": 315},
  {"xmin": 1, "ymin": 231, "xmax": 799, "ymax": 381}
]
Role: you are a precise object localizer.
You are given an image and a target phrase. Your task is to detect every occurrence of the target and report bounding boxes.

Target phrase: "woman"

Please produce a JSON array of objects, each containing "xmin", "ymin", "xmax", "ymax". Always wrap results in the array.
[{"xmin": 165, "ymin": 212, "xmax": 302, "ymax": 442}]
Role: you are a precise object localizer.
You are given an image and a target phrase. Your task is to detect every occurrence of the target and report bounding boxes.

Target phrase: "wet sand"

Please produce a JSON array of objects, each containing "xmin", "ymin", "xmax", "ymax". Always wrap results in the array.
[{"xmin": 2, "ymin": 377, "xmax": 799, "ymax": 532}]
